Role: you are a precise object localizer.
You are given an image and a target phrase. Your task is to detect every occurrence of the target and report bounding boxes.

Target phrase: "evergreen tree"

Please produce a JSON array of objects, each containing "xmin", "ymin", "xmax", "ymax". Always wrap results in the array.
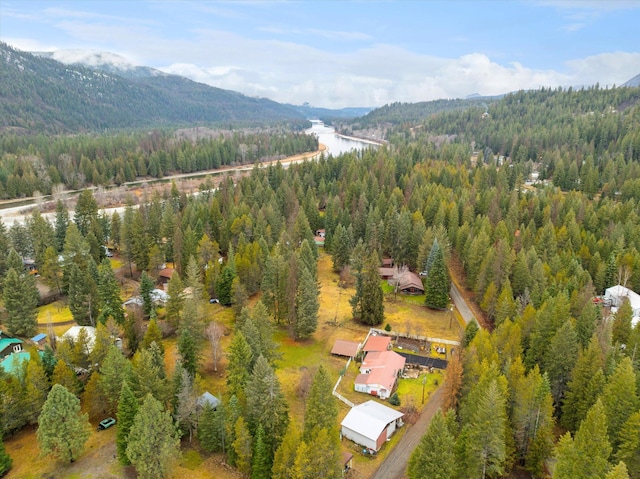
[
  {"xmin": 198, "ymin": 402, "xmax": 226, "ymax": 453},
  {"xmin": 23, "ymin": 355, "xmax": 50, "ymax": 425},
  {"xmin": 331, "ymin": 224, "xmax": 352, "ymax": 272},
  {"xmin": 139, "ymin": 271, "xmax": 155, "ymax": 319},
  {"xmin": 554, "ymin": 400, "xmax": 611, "ymax": 479},
  {"xmin": 350, "ymin": 252, "xmax": 384, "ymax": 326},
  {"xmin": 99, "ymin": 345, "xmax": 133, "ymax": 414},
  {"xmin": 252, "ymin": 425, "xmax": 271, "ymax": 479},
  {"xmin": 41, "ymin": 245, "xmax": 63, "ymax": 295},
  {"xmin": 67, "ymin": 262, "xmax": 98, "ymax": 326},
  {"xmin": 545, "ymin": 320, "xmax": 579, "ymax": 406},
  {"xmin": 246, "ymin": 356, "xmax": 289, "ymax": 459},
  {"xmin": 116, "ymin": 381, "xmax": 138, "ymax": 465},
  {"xmin": 613, "ymin": 299, "xmax": 634, "ymax": 346},
  {"xmin": 233, "ymin": 416, "xmax": 253, "ymax": 477},
  {"xmin": 227, "ymin": 332, "xmax": 253, "ymax": 401},
  {"xmin": 51, "ymin": 359, "xmax": 80, "ymax": 396},
  {"xmin": 141, "ymin": 318, "xmax": 164, "ymax": 352},
  {"xmin": 606, "ymin": 462, "xmax": 631, "ymax": 479},
  {"xmin": 0, "ymin": 429, "xmax": 12, "ymax": 476},
  {"xmin": 97, "ymin": 257, "xmax": 125, "ymax": 324},
  {"xmin": 3, "ymin": 267, "xmax": 39, "ymax": 337},
  {"xmin": 302, "ymin": 366, "xmax": 337, "ymax": 442},
  {"xmin": 562, "ymin": 336, "xmax": 606, "ymax": 432},
  {"xmin": 272, "ymin": 424, "xmax": 300, "ymax": 479},
  {"xmin": 294, "ymin": 265, "xmax": 319, "ymax": 340},
  {"xmin": 54, "ymin": 199, "xmax": 69, "ymax": 252},
  {"xmin": 165, "ymin": 271, "xmax": 184, "ymax": 327},
  {"xmin": 292, "ymin": 428, "xmax": 341, "ymax": 479},
  {"xmin": 616, "ymin": 411, "xmax": 640, "ymax": 479},
  {"xmin": 126, "ymin": 394, "xmax": 180, "ymax": 479},
  {"xmin": 425, "ymin": 245, "xmax": 450, "ymax": 309},
  {"xmin": 408, "ymin": 410, "xmax": 456, "ymax": 479},
  {"xmin": 74, "ymin": 189, "xmax": 98, "ymax": 237},
  {"xmin": 37, "ymin": 384, "xmax": 91, "ymax": 463},
  {"xmin": 601, "ymin": 357, "xmax": 639, "ymax": 453},
  {"xmin": 178, "ymin": 327, "xmax": 200, "ymax": 377},
  {"xmin": 261, "ymin": 249, "xmax": 289, "ymax": 324}
]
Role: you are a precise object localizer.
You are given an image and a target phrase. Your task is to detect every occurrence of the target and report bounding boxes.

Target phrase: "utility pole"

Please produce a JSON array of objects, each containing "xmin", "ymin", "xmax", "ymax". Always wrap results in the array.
[{"xmin": 422, "ymin": 375, "xmax": 427, "ymax": 404}]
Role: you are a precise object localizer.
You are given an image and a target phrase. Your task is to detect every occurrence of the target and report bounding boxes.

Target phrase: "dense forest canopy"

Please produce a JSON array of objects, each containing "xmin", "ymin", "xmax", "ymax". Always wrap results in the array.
[
  {"xmin": 0, "ymin": 129, "xmax": 318, "ymax": 197},
  {"xmin": 2, "ymin": 83, "xmax": 640, "ymax": 478}
]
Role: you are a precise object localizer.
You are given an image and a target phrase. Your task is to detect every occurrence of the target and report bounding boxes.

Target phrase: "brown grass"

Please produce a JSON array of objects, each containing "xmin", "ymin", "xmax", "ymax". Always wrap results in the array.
[{"xmin": 5, "ymin": 250, "xmax": 457, "ymax": 479}]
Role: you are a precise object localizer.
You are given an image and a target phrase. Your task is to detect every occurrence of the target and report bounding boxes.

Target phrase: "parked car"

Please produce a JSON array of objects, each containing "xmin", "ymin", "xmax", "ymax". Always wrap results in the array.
[
  {"xmin": 97, "ymin": 417, "xmax": 116, "ymax": 431},
  {"xmin": 209, "ymin": 298, "xmax": 220, "ymax": 304}
]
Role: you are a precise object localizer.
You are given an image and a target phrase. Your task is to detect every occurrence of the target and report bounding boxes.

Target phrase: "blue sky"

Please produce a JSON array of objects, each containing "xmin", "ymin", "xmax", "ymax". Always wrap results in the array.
[{"xmin": 1, "ymin": 0, "xmax": 640, "ymax": 108}]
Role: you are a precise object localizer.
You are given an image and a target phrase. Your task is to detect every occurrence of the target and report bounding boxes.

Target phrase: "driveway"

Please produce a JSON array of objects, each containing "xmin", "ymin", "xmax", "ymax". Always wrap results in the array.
[
  {"xmin": 450, "ymin": 283, "xmax": 476, "ymax": 327},
  {"xmin": 370, "ymin": 386, "xmax": 444, "ymax": 479}
]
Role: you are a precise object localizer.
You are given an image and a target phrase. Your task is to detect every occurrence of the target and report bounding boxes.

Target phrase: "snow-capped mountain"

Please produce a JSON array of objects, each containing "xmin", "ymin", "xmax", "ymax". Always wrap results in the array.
[{"xmin": 33, "ymin": 49, "xmax": 167, "ymax": 79}]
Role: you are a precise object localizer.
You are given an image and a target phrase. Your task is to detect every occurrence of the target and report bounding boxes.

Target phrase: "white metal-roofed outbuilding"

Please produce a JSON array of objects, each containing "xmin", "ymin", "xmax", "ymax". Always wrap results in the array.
[{"xmin": 340, "ymin": 400, "xmax": 404, "ymax": 452}]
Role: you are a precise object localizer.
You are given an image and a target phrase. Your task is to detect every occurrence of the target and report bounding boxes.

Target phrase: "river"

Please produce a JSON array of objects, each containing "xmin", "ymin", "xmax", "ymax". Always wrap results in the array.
[
  {"xmin": 0, "ymin": 122, "xmax": 377, "ymax": 225},
  {"xmin": 306, "ymin": 120, "xmax": 378, "ymax": 157}
]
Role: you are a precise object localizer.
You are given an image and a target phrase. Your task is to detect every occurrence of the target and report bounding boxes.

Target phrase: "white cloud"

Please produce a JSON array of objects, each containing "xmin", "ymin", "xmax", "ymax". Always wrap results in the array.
[{"xmin": 3, "ymin": 37, "xmax": 59, "ymax": 52}]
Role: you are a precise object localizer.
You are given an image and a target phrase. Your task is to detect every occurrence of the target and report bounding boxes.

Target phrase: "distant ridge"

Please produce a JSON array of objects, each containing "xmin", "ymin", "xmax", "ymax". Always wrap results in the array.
[
  {"xmin": 0, "ymin": 42, "xmax": 305, "ymax": 134},
  {"xmin": 623, "ymin": 73, "xmax": 640, "ymax": 88}
]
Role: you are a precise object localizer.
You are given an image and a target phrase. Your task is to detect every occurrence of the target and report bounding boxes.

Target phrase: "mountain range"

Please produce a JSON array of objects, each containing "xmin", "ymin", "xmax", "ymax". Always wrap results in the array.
[{"xmin": 0, "ymin": 43, "xmax": 371, "ymax": 134}]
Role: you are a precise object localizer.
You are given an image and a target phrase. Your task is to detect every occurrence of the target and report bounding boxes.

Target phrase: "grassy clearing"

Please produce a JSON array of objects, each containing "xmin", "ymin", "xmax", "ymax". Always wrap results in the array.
[{"xmin": 36, "ymin": 301, "xmax": 73, "ymax": 324}]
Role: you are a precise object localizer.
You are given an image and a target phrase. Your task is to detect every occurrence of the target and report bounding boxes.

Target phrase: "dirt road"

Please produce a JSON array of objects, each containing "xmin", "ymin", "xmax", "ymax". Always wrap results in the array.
[{"xmin": 370, "ymin": 386, "xmax": 444, "ymax": 479}]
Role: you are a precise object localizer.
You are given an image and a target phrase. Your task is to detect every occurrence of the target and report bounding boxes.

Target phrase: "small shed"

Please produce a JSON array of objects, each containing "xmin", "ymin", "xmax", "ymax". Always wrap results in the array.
[
  {"xmin": 31, "ymin": 333, "xmax": 47, "ymax": 347},
  {"xmin": 197, "ymin": 392, "xmax": 221, "ymax": 411},
  {"xmin": 363, "ymin": 335, "xmax": 391, "ymax": 353},
  {"xmin": 331, "ymin": 339, "xmax": 361, "ymax": 358},
  {"xmin": 342, "ymin": 451, "xmax": 353, "ymax": 477},
  {"xmin": 340, "ymin": 400, "xmax": 404, "ymax": 452},
  {"xmin": 381, "ymin": 258, "xmax": 394, "ymax": 268}
]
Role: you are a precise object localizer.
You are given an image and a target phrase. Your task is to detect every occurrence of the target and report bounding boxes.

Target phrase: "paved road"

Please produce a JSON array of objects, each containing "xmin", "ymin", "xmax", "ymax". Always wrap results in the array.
[
  {"xmin": 450, "ymin": 283, "xmax": 476, "ymax": 327},
  {"xmin": 370, "ymin": 386, "xmax": 444, "ymax": 479}
]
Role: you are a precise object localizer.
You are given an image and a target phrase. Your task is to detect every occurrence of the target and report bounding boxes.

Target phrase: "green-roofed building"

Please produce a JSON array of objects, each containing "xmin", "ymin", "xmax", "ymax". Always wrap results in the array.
[{"xmin": 0, "ymin": 337, "xmax": 23, "ymax": 359}]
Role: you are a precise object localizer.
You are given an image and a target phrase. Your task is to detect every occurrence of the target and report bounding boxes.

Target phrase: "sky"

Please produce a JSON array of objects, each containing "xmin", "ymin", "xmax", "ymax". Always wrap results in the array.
[{"xmin": 1, "ymin": 0, "xmax": 640, "ymax": 109}]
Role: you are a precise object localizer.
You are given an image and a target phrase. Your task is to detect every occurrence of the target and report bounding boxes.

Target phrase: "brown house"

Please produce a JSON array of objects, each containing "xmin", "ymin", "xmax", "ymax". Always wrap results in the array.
[
  {"xmin": 399, "ymin": 272, "xmax": 425, "ymax": 295},
  {"xmin": 158, "ymin": 267, "xmax": 176, "ymax": 288}
]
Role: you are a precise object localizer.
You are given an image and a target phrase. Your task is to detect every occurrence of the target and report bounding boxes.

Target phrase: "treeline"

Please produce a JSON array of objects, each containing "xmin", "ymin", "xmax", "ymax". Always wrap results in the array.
[{"xmin": 0, "ymin": 128, "xmax": 318, "ymax": 197}]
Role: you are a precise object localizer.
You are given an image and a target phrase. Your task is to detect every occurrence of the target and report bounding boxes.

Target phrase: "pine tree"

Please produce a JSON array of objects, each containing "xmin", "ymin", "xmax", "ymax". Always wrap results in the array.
[
  {"xmin": 601, "ymin": 357, "xmax": 639, "ymax": 453},
  {"xmin": 54, "ymin": 199, "xmax": 69, "ymax": 252},
  {"xmin": 227, "ymin": 332, "xmax": 253, "ymax": 401},
  {"xmin": 51, "ymin": 359, "xmax": 80, "ymax": 396},
  {"xmin": 616, "ymin": 411, "xmax": 640, "ymax": 479},
  {"xmin": 139, "ymin": 271, "xmax": 155, "ymax": 319},
  {"xmin": 272, "ymin": 424, "xmax": 300, "ymax": 479},
  {"xmin": 545, "ymin": 320, "xmax": 579, "ymax": 406},
  {"xmin": 245, "ymin": 356, "xmax": 289, "ymax": 458},
  {"xmin": 67, "ymin": 262, "xmax": 98, "ymax": 326},
  {"xmin": 177, "ymin": 327, "xmax": 200, "ymax": 377},
  {"xmin": 198, "ymin": 402, "xmax": 226, "ymax": 453},
  {"xmin": 408, "ymin": 410, "xmax": 456, "ymax": 479},
  {"xmin": 562, "ymin": 336, "xmax": 605, "ymax": 432},
  {"xmin": 261, "ymin": 249, "xmax": 289, "ymax": 324},
  {"xmin": 0, "ymin": 429, "xmax": 13, "ymax": 476},
  {"xmin": 252, "ymin": 425, "xmax": 271, "ymax": 479},
  {"xmin": 37, "ymin": 384, "xmax": 91, "ymax": 463},
  {"xmin": 126, "ymin": 394, "xmax": 180, "ymax": 479},
  {"xmin": 216, "ymin": 263, "xmax": 237, "ymax": 306},
  {"xmin": 165, "ymin": 271, "xmax": 184, "ymax": 327},
  {"xmin": 97, "ymin": 257, "xmax": 125, "ymax": 325},
  {"xmin": 606, "ymin": 462, "xmax": 631, "ymax": 479},
  {"xmin": 23, "ymin": 355, "xmax": 50, "ymax": 425},
  {"xmin": 292, "ymin": 428, "xmax": 341, "ymax": 479},
  {"xmin": 553, "ymin": 400, "xmax": 611, "ymax": 479},
  {"xmin": 141, "ymin": 318, "xmax": 164, "ymax": 353},
  {"xmin": 351, "ymin": 252, "xmax": 384, "ymax": 326},
  {"xmin": 294, "ymin": 265, "xmax": 319, "ymax": 340},
  {"xmin": 3, "ymin": 267, "xmax": 39, "ymax": 337},
  {"xmin": 425, "ymin": 245, "xmax": 450, "ymax": 310},
  {"xmin": 116, "ymin": 381, "xmax": 138, "ymax": 465},
  {"xmin": 233, "ymin": 416, "xmax": 253, "ymax": 477},
  {"xmin": 99, "ymin": 345, "xmax": 133, "ymax": 414},
  {"xmin": 303, "ymin": 366, "xmax": 337, "ymax": 442}
]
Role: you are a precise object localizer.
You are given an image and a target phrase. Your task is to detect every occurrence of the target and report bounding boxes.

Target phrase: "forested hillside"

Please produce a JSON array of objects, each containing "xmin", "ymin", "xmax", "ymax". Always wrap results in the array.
[
  {"xmin": 2, "ymin": 84, "xmax": 640, "ymax": 478},
  {"xmin": 0, "ymin": 43, "xmax": 306, "ymax": 134}
]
